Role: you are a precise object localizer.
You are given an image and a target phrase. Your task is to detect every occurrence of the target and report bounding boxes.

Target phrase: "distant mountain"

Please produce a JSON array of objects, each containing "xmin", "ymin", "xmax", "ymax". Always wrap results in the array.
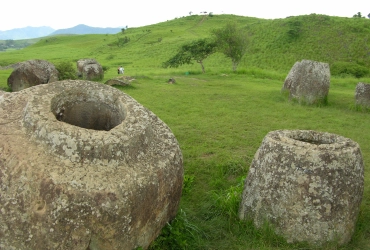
[
  {"xmin": 50, "ymin": 24, "xmax": 122, "ymax": 35},
  {"xmin": 0, "ymin": 26, "xmax": 55, "ymax": 40},
  {"xmin": 0, "ymin": 24, "xmax": 123, "ymax": 40}
]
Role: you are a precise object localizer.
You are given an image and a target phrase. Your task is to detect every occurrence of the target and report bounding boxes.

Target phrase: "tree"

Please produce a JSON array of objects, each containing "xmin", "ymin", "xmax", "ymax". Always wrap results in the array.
[
  {"xmin": 353, "ymin": 12, "xmax": 365, "ymax": 18},
  {"xmin": 162, "ymin": 38, "xmax": 216, "ymax": 73},
  {"xmin": 212, "ymin": 22, "xmax": 248, "ymax": 71}
]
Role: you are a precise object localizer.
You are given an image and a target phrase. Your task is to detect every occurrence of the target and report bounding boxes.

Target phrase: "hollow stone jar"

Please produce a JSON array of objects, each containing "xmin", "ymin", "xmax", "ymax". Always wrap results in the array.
[
  {"xmin": 239, "ymin": 130, "xmax": 364, "ymax": 246},
  {"xmin": 0, "ymin": 80, "xmax": 183, "ymax": 250}
]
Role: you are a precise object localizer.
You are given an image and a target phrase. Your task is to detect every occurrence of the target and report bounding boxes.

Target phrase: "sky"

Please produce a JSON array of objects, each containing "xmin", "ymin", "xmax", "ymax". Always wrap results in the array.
[{"xmin": 0, "ymin": 0, "xmax": 369, "ymax": 31}]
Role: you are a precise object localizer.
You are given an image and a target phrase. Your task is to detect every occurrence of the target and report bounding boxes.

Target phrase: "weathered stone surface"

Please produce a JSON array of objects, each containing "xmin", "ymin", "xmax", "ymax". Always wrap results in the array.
[
  {"xmin": 76, "ymin": 58, "xmax": 97, "ymax": 75},
  {"xmin": 282, "ymin": 60, "xmax": 330, "ymax": 104},
  {"xmin": 355, "ymin": 82, "xmax": 370, "ymax": 108},
  {"xmin": 239, "ymin": 130, "xmax": 364, "ymax": 246},
  {"xmin": 105, "ymin": 76, "xmax": 134, "ymax": 87},
  {"xmin": 0, "ymin": 80, "xmax": 183, "ymax": 250},
  {"xmin": 76, "ymin": 58, "xmax": 104, "ymax": 81},
  {"xmin": 7, "ymin": 59, "xmax": 59, "ymax": 92}
]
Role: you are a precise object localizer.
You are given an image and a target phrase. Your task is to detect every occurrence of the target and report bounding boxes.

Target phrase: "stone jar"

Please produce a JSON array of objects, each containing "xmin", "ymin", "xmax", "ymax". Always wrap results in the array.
[
  {"xmin": 0, "ymin": 80, "xmax": 183, "ymax": 250},
  {"xmin": 355, "ymin": 82, "xmax": 370, "ymax": 108},
  {"xmin": 76, "ymin": 58, "xmax": 104, "ymax": 81},
  {"xmin": 282, "ymin": 60, "xmax": 330, "ymax": 105},
  {"xmin": 7, "ymin": 59, "xmax": 59, "ymax": 92},
  {"xmin": 239, "ymin": 130, "xmax": 364, "ymax": 246}
]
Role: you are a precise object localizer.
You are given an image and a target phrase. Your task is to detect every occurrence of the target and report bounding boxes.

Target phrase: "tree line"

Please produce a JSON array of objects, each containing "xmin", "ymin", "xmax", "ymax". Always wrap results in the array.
[
  {"xmin": 353, "ymin": 12, "xmax": 370, "ymax": 18},
  {"xmin": 0, "ymin": 39, "xmax": 33, "ymax": 51}
]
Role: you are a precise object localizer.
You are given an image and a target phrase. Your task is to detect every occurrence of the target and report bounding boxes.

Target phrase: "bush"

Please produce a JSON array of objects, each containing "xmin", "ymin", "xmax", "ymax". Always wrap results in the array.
[
  {"xmin": 56, "ymin": 61, "xmax": 77, "ymax": 80},
  {"xmin": 330, "ymin": 61, "xmax": 369, "ymax": 78},
  {"xmin": 286, "ymin": 19, "xmax": 302, "ymax": 40},
  {"xmin": 117, "ymin": 36, "xmax": 130, "ymax": 46}
]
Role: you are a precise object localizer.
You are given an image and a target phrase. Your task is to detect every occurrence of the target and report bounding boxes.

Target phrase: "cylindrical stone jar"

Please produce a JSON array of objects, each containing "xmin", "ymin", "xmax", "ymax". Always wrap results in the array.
[
  {"xmin": 355, "ymin": 82, "xmax": 370, "ymax": 108},
  {"xmin": 239, "ymin": 130, "xmax": 364, "ymax": 246},
  {"xmin": 0, "ymin": 80, "xmax": 183, "ymax": 250}
]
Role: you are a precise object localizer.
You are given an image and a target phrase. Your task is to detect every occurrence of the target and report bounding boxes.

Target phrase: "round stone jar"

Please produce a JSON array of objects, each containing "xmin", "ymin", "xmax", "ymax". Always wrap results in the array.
[
  {"xmin": 0, "ymin": 80, "xmax": 183, "ymax": 250},
  {"xmin": 239, "ymin": 130, "xmax": 364, "ymax": 246}
]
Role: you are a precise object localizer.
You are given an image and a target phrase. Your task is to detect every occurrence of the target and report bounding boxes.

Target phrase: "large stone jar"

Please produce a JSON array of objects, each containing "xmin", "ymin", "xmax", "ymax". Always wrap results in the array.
[
  {"xmin": 282, "ymin": 60, "xmax": 330, "ymax": 105},
  {"xmin": 0, "ymin": 80, "xmax": 183, "ymax": 250},
  {"xmin": 76, "ymin": 58, "xmax": 104, "ymax": 81},
  {"xmin": 239, "ymin": 130, "xmax": 364, "ymax": 246},
  {"xmin": 7, "ymin": 59, "xmax": 59, "ymax": 92}
]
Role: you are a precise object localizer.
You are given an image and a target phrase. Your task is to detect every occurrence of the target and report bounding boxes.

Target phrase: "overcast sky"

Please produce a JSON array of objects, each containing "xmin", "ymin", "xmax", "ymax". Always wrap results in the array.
[{"xmin": 1, "ymin": 0, "xmax": 369, "ymax": 31}]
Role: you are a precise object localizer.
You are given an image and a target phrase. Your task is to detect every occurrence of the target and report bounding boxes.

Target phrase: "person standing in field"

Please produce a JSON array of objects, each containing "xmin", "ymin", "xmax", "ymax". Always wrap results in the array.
[{"xmin": 119, "ymin": 66, "xmax": 124, "ymax": 74}]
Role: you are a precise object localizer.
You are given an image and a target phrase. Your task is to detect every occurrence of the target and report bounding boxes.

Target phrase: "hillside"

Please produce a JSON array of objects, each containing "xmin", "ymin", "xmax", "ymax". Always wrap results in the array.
[
  {"xmin": 244, "ymin": 14, "xmax": 370, "ymax": 74},
  {"xmin": 0, "ymin": 14, "xmax": 369, "ymax": 77}
]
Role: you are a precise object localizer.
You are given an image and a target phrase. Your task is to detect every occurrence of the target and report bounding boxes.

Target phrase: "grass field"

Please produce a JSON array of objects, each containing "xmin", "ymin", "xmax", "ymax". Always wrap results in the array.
[
  {"xmin": 1, "ymin": 13, "xmax": 370, "ymax": 249},
  {"xmin": 113, "ymin": 73, "xmax": 370, "ymax": 250}
]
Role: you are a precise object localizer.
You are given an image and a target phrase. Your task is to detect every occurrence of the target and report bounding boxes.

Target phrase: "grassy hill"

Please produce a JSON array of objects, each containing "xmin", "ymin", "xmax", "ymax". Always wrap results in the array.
[
  {"xmin": 0, "ymin": 14, "xmax": 370, "ymax": 249},
  {"xmin": 1, "ymin": 14, "xmax": 369, "ymax": 77}
]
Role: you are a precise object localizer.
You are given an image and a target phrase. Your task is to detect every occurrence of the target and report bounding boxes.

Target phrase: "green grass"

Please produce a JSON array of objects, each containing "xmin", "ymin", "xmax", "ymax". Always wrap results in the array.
[
  {"xmin": 116, "ymin": 74, "xmax": 370, "ymax": 249},
  {"xmin": 0, "ymin": 69, "xmax": 12, "ymax": 91},
  {"xmin": 1, "ymin": 13, "xmax": 370, "ymax": 249}
]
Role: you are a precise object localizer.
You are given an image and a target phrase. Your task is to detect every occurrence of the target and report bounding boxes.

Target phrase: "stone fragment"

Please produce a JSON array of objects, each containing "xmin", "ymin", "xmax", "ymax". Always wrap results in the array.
[
  {"xmin": 105, "ymin": 76, "xmax": 134, "ymax": 87},
  {"xmin": 167, "ymin": 78, "xmax": 176, "ymax": 84}
]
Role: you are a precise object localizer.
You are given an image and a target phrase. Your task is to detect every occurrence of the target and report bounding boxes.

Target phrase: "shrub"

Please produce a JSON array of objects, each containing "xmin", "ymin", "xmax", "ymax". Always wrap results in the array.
[
  {"xmin": 109, "ymin": 36, "xmax": 131, "ymax": 47},
  {"xmin": 118, "ymin": 36, "xmax": 130, "ymax": 46},
  {"xmin": 330, "ymin": 61, "xmax": 369, "ymax": 78},
  {"xmin": 55, "ymin": 61, "xmax": 77, "ymax": 80},
  {"xmin": 286, "ymin": 19, "xmax": 302, "ymax": 40}
]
